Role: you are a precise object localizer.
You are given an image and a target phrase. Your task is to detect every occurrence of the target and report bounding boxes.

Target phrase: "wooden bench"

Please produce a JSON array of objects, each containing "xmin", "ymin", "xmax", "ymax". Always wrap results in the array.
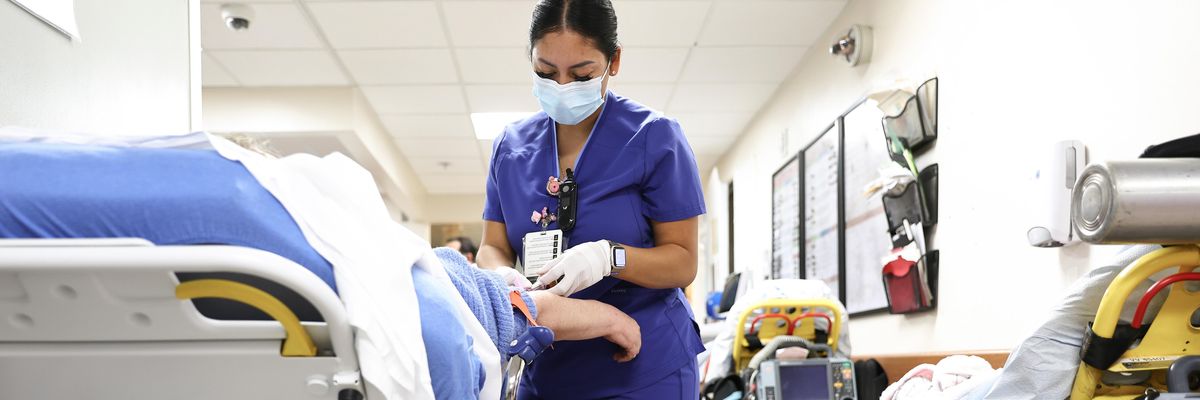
[{"xmin": 853, "ymin": 350, "xmax": 1010, "ymax": 384}]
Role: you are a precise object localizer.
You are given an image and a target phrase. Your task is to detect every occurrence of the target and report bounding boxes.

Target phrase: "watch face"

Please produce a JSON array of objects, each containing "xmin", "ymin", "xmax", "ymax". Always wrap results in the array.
[{"xmin": 614, "ymin": 248, "xmax": 627, "ymax": 267}]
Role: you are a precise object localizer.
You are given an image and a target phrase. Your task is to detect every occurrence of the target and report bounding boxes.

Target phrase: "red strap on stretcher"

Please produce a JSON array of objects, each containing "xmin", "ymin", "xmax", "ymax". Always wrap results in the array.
[{"xmin": 510, "ymin": 290, "xmax": 539, "ymax": 327}]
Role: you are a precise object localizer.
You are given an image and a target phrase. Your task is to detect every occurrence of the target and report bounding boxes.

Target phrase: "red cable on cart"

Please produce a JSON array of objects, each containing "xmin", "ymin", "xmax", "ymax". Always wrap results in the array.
[
  {"xmin": 1131, "ymin": 272, "xmax": 1200, "ymax": 329},
  {"xmin": 748, "ymin": 313, "xmax": 795, "ymax": 335},
  {"xmin": 790, "ymin": 312, "xmax": 834, "ymax": 333}
]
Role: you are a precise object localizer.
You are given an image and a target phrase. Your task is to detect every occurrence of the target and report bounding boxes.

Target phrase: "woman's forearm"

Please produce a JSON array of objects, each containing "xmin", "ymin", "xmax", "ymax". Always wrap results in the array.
[
  {"xmin": 478, "ymin": 220, "xmax": 515, "ymax": 270},
  {"xmin": 617, "ymin": 243, "xmax": 697, "ymax": 289},
  {"xmin": 476, "ymin": 244, "xmax": 513, "ymax": 270},
  {"xmin": 611, "ymin": 217, "xmax": 699, "ymax": 289}
]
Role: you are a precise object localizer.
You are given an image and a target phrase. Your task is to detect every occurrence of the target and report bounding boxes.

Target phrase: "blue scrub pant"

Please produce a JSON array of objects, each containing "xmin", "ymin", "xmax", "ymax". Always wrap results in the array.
[{"xmin": 517, "ymin": 357, "xmax": 698, "ymax": 400}]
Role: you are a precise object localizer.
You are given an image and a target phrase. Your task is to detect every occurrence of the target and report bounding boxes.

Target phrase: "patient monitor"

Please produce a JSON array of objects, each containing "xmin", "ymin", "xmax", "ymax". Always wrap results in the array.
[{"xmin": 756, "ymin": 358, "xmax": 857, "ymax": 400}]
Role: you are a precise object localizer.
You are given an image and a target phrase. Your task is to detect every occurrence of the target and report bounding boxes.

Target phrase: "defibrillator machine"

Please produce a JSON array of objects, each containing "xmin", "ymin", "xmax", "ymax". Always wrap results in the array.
[{"xmin": 755, "ymin": 358, "xmax": 857, "ymax": 400}]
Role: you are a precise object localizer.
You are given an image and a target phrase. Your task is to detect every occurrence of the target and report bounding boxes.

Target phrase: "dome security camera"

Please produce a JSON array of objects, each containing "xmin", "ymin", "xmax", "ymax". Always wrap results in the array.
[{"xmin": 220, "ymin": 3, "xmax": 254, "ymax": 31}]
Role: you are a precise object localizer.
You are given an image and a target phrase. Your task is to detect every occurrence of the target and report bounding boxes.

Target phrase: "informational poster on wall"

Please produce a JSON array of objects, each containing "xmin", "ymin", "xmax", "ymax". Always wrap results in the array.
[
  {"xmin": 9, "ymin": 0, "xmax": 80, "ymax": 39},
  {"xmin": 803, "ymin": 124, "xmax": 840, "ymax": 300},
  {"xmin": 842, "ymin": 101, "xmax": 894, "ymax": 314},
  {"xmin": 771, "ymin": 154, "xmax": 802, "ymax": 279}
]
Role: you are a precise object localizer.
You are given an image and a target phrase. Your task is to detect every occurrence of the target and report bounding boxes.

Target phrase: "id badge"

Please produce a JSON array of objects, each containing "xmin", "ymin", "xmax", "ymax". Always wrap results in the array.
[{"xmin": 522, "ymin": 229, "xmax": 564, "ymax": 278}]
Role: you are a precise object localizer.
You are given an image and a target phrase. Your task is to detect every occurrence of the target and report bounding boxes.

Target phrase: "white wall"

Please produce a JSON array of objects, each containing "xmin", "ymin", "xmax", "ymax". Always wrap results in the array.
[
  {"xmin": 0, "ymin": 0, "xmax": 194, "ymax": 133},
  {"xmin": 710, "ymin": 0, "xmax": 1200, "ymax": 355},
  {"xmin": 425, "ymin": 194, "xmax": 487, "ymax": 224},
  {"xmin": 202, "ymin": 87, "xmax": 431, "ymax": 228}
]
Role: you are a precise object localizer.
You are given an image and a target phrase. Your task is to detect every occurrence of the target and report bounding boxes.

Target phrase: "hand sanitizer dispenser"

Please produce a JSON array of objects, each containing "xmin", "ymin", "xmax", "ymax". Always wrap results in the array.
[{"xmin": 1027, "ymin": 140, "xmax": 1087, "ymax": 247}]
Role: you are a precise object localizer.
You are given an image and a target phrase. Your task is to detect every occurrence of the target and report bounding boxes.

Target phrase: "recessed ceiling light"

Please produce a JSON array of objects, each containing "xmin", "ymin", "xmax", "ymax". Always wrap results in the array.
[{"xmin": 471, "ymin": 112, "xmax": 534, "ymax": 140}]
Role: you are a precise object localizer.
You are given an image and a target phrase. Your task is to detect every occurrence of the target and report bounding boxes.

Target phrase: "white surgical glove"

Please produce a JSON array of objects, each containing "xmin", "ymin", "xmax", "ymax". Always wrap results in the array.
[
  {"xmin": 494, "ymin": 266, "xmax": 532, "ymax": 289},
  {"xmin": 534, "ymin": 240, "xmax": 612, "ymax": 296}
]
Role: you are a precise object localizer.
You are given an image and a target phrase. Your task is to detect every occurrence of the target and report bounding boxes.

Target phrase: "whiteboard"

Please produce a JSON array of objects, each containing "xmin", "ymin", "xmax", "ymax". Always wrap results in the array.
[
  {"xmin": 772, "ymin": 155, "xmax": 801, "ymax": 279},
  {"xmin": 842, "ymin": 101, "xmax": 894, "ymax": 314},
  {"xmin": 803, "ymin": 125, "xmax": 840, "ymax": 300}
]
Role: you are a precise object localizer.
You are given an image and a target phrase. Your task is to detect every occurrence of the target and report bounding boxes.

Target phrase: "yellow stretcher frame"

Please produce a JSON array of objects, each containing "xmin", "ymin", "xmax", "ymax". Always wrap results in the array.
[
  {"xmin": 1071, "ymin": 245, "xmax": 1200, "ymax": 399},
  {"xmin": 731, "ymin": 298, "xmax": 844, "ymax": 372}
]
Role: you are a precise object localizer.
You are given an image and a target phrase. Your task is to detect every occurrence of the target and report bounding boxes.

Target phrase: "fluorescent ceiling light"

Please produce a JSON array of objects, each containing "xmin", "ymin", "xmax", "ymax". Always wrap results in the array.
[{"xmin": 471, "ymin": 112, "xmax": 534, "ymax": 140}]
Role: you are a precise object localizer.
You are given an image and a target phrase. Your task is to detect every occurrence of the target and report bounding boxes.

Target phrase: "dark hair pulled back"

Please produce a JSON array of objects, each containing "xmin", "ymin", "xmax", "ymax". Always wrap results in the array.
[{"xmin": 529, "ymin": 0, "xmax": 620, "ymax": 60}]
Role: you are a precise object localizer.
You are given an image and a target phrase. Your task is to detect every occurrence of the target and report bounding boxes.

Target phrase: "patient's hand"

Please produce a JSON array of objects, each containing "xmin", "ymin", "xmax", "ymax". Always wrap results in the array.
[
  {"xmin": 604, "ymin": 310, "xmax": 641, "ymax": 362},
  {"xmin": 528, "ymin": 291, "xmax": 642, "ymax": 362}
]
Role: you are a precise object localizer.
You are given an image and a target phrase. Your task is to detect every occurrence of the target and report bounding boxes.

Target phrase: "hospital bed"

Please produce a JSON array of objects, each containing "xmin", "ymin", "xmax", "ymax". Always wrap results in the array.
[{"xmin": 0, "ymin": 239, "xmax": 370, "ymax": 399}]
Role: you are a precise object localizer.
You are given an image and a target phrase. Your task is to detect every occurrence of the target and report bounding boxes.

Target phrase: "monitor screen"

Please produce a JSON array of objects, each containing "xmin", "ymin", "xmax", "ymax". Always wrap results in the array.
[
  {"xmin": 778, "ymin": 363, "xmax": 830, "ymax": 400},
  {"xmin": 718, "ymin": 272, "xmax": 741, "ymax": 313}
]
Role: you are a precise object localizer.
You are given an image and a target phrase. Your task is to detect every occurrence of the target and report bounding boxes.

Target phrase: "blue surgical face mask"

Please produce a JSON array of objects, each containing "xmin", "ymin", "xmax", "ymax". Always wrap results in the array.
[{"xmin": 531, "ymin": 65, "xmax": 608, "ymax": 125}]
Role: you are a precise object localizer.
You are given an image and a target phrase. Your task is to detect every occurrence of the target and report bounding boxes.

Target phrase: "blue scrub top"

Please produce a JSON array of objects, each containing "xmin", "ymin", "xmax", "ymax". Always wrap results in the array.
[{"xmin": 483, "ymin": 91, "xmax": 707, "ymax": 398}]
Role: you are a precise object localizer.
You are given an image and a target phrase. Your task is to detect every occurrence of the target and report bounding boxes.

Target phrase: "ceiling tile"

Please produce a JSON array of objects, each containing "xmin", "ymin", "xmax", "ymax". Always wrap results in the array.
[
  {"xmin": 610, "ymin": 84, "xmax": 673, "ymax": 111},
  {"xmin": 407, "ymin": 157, "xmax": 486, "ymax": 175},
  {"xmin": 201, "ymin": 3, "xmax": 323, "ymax": 50},
  {"xmin": 201, "ymin": 52, "xmax": 239, "ymax": 87},
  {"xmin": 672, "ymin": 112, "xmax": 754, "ymax": 137},
  {"xmin": 456, "ymin": 48, "xmax": 532, "ymax": 84},
  {"xmin": 699, "ymin": 0, "xmax": 847, "ymax": 46},
  {"xmin": 617, "ymin": 48, "xmax": 689, "ymax": 83},
  {"xmin": 380, "ymin": 114, "xmax": 475, "ymax": 138},
  {"xmin": 420, "ymin": 174, "xmax": 488, "ymax": 194},
  {"xmin": 208, "ymin": 50, "xmax": 349, "ymax": 86},
  {"xmin": 667, "ymin": 83, "xmax": 778, "ymax": 113},
  {"xmin": 614, "ymin": 1, "xmax": 710, "ymax": 46},
  {"xmin": 339, "ymin": 49, "xmax": 458, "ymax": 85},
  {"xmin": 442, "ymin": 1, "xmax": 536, "ymax": 47},
  {"xmin": 308, "ymin": 1, "xmax": 447, "ymax": 48},
  {"xmin": 464, "ymin": 85, "xmax": 540, "ymax": 113},
  {"xmin": 395, "ymin": 138, "xmax": 483, "ymax": 158},
  {"xmin": 361, "ymin": 86, "xmax": 468, "ymax": 114},
  {"xmin": 680, "ymin": 47, "xmax": 806, "ymax": 83}
]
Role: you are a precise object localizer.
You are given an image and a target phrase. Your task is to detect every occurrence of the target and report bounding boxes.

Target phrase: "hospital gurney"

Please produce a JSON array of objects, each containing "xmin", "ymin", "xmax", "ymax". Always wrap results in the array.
[
  {"xmin": 732, "ymin": 298, "xmax": 844, "ymax": 372},
  {"xmin": 1069, "ymin": 245, "xmax": 1200, "ymax": 399},
  {"xmin": 0, "ymin": 239, "xmax": 369, "ymax": 399},
  {"xmin": 0, "ymin": 239, "xmax": 553, "ymax": 400},
  {"xmin": 728, "ymin": 298, "xmax": 852, "ymax": 400}
]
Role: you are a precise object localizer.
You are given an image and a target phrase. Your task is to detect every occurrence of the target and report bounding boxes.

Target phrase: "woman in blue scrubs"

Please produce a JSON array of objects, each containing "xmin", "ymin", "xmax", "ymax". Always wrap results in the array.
[{"xmin": 476, "ymin": 0, "xmax": 706, "ymax": 398}]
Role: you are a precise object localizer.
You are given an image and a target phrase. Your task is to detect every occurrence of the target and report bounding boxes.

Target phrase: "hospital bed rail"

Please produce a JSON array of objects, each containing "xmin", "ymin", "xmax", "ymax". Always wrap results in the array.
[{"xmin": 0, "ymin": 239, "xmax": 369, "ymax": 399}]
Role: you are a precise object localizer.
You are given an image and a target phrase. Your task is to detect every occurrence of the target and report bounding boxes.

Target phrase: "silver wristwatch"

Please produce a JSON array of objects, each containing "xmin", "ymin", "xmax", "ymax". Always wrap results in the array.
[{"xmin": 607, "ymin": 240, "xmax": 626, "ymax": 277}]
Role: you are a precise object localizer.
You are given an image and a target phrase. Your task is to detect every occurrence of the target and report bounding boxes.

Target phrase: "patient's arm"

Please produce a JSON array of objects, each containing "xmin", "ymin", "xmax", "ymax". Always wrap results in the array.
[{"xmin": 528, "ymin": 291, "xmax": 642, "ymax": 362}]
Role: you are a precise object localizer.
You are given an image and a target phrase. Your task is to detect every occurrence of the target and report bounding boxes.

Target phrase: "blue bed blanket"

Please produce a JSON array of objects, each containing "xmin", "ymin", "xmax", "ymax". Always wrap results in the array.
[{"xmin": 0, "ymin": 142, "xmax": 335, "ymax": 288}]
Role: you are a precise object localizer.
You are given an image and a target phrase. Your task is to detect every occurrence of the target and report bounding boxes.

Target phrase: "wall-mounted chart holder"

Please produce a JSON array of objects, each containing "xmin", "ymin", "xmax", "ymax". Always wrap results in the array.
[
  {"xmin": 881, "ymin": 183, "xmax": 923, "ymax": 248},
  {"xmin": 882, "ymin": 78, "xmax": 939, "ymax": 154},
  {"xmin": 919, "ymin": 164, "xmax": 939, "ymax": 225},
  {"xmin": 916, "ymin": 78, "xmax": 937, "ymax": 139},
  {"xmin": 881, "ymin": 249, "xmax": 938, "ymax": 314}
]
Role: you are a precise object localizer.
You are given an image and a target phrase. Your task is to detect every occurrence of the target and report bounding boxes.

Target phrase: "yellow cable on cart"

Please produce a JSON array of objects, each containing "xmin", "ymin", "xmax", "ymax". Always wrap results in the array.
[{"xmin": 176, "ymin": 279, "xmax": 318, "ymax": 357}]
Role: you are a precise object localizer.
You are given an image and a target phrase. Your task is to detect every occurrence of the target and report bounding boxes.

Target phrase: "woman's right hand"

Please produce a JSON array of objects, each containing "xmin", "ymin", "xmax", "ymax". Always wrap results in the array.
[{"xmin": 605, "ymin": 310, "xmax": 641, "ymax": 362}]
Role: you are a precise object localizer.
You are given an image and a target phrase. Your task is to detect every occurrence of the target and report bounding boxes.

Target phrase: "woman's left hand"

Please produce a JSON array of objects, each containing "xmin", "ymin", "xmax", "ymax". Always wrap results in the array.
[{"xmin": 534, "ymin": 240, "xmax": 611, "ymax": 296}]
